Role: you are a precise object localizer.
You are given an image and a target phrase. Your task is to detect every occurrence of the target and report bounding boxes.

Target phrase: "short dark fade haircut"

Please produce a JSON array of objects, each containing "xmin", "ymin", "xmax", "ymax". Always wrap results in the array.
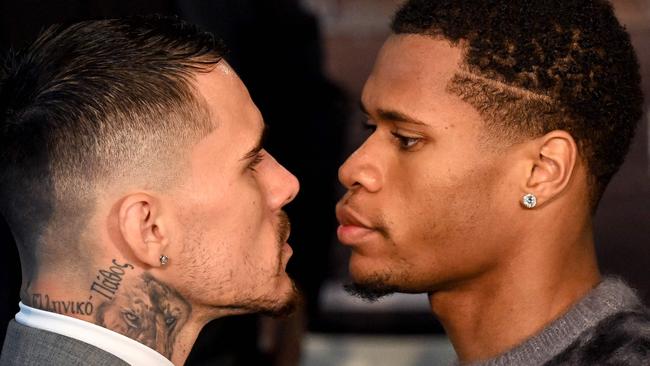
[
  {"xmin": 393, "ymin": 0, "xmax": 644, "ymax": 209},
  {"xmin": 0, "ymin": 16, "xmax": 225, "ymax": 262}
]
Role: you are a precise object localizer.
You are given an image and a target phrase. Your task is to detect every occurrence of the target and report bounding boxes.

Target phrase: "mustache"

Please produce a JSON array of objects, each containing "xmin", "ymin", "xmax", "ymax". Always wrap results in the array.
[{"xmin": 277, "ymin": 211, "xmax": 291, "ymax": 244}]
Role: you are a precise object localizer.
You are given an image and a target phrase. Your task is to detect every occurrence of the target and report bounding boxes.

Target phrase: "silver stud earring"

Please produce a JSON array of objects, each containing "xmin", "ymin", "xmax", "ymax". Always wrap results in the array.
[
  {"xmin": 159, "ymin": 255, "xmax": 169, "ymax": 265},
  {"xmin": 522, "ymin": 193, "xmax": 537, "ymax": 209}
]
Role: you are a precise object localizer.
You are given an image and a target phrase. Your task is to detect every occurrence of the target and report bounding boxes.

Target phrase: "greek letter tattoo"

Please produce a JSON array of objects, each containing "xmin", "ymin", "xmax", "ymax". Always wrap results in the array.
[
  {"xmin": 30, "ymin": 293, "xmax": 95, "ymax": 315},
  {"xmin": 90, "ymin": 259, "xmax": 134, "ymax": 300}
]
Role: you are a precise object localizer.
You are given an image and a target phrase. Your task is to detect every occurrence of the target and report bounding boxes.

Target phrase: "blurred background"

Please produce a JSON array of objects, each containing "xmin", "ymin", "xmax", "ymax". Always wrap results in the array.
[{"xmin": 0, "ymin": 1, "xmax": 648, "ymax": 365}]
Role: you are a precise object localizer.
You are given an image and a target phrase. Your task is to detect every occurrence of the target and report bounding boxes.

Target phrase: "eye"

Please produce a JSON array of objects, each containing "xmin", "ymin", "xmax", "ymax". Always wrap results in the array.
[
  {"xmin": 391, "ymin": 132, "xmax": 421, "ymax": 150},
  {"xmin": 247, "ymin": 152, "xmax": 264, "ymax": 172},
  {"xmin": 122, "ymin": 310, "xmax": 140, "ymax": 328},
  {"xmin": 363, "ymin": 122, "xmax": 377, "ymax": 133},
  {"xmin": 165, "ymin": 316, "xmax": 177, "ymax": 328}
]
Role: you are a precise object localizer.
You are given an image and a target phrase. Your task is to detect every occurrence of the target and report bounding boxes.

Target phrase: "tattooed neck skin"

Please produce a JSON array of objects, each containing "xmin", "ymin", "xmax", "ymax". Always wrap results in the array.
[{"xmin": 22, "ymin": 259, "xmax": 193, "ymax": 364}]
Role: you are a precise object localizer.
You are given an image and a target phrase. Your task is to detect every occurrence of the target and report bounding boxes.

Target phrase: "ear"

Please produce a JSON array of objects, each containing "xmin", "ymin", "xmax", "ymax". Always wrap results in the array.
[
  {"xmin": 522, "ymin": 130, "xmax": 577, "ymax": 208},
  {"xmin": 118, "ymin": 193, "xmax": 170, "ymax": 267}
]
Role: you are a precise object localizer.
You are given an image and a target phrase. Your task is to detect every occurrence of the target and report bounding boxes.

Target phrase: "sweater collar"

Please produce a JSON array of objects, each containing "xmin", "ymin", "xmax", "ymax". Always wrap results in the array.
[{"xmin": 459, "ymin": 277, "xmax": 641, "ymax": 366}]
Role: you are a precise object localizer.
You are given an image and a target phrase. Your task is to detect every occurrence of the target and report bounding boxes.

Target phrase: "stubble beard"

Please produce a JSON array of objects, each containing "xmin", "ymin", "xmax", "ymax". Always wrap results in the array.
[
  {"xmin": 186, "ymin": 210, "xmax": 301, "ymax": 318},
  {"xmin": 343, "ymin": 224, "xmax": 401, "ymax": 302},
  {"xmin": 257, "ymin": 210, "xmax": 300, "ymax": 317},
  {"xmin": 344, "ymin": 273, "xmax": 399, "ymax": 302},
  {"xmin": 232, "ymin": 279, "xmax": 301, "ymax": 318},
  {"xmin": 258, "ymin": 281, "xmax": 301, "ymax": 318}
]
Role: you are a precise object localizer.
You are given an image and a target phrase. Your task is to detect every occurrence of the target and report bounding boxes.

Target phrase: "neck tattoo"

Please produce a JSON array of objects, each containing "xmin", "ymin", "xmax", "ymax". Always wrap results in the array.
[{"xmin": 25, "ymin": 258, "xmax": 192, "ymax": 360}]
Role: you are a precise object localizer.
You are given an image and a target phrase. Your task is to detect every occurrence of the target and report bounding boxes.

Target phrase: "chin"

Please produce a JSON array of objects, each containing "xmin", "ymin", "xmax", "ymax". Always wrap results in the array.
[
  {"xmin": 344, "ymin": 272, "xmax": 400, "ymax": 302},
  {"xmin": 346, "ymin": 259, "xmax": 396, "ymax": 300},
  {"xmin": 349, "ymin": 253, "xmax": 392, "ymax": 282},
  {"xmin": 347, "ymin": 254, "xmax": 432, "ymax": 296},
  {"xmin": 259, "ymin": 279, "xmax": 301, "ymax": 317}
]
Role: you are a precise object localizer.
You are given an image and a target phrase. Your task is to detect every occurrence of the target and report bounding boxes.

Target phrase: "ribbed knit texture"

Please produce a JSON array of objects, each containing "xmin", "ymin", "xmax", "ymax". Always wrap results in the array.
[{"xmin": 458, "ymin": 277, "xmax": 642, "ymax": 366}]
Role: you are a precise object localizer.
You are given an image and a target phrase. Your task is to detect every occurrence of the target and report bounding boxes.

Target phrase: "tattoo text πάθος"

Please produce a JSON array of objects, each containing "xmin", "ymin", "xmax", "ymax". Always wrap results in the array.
[
  {"xmin": 89, "ymin": 259, "xmax": 134, "ymax": 300},
  {"xmin": 23, "ymin": 259, "xmax": 135, "ymax": 316}
]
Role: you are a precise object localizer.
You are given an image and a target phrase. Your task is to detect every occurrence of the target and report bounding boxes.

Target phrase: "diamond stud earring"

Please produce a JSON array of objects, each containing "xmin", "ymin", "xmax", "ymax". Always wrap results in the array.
[
  {"xmin": 159, "ymin": 255, "xmax": 169, "ymax": 265},
  {"xmin": 522, "ymin": 193, "xmax": 537, "ymax": 209}
]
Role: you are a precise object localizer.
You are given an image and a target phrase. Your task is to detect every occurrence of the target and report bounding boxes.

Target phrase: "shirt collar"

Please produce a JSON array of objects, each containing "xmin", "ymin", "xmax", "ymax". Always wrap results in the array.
[{"xmin": 15, "ymin": 302, "xmax": 173, "ymax": 366}]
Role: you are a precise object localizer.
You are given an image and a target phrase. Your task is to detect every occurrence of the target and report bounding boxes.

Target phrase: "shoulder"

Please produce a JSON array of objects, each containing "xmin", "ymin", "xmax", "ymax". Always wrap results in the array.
[
  {"xmin": 0, "ymin": 320, "xmax": 129, "ymax": 366},
  {"xmin": 545, "ymin": 306, "xmax": 650, "ymax": 366}
]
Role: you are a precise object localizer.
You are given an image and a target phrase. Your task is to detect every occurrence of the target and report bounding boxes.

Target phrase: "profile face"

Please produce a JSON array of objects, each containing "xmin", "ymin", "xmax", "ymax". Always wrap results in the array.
[
  {"xmin": 336, "ymin": 35, "xmax": 520, "ymax": 295},
  {"xmin": 166, "ymin": 62, "xmax": 300, "ymax": 315}
]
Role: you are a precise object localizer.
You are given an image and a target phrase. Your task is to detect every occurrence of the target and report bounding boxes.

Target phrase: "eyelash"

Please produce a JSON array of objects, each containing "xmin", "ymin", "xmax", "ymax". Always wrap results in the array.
[
  {"xmin": 247, "ymin": 152, "xmax": 264, "ymax": 172},
  {"xmin": 363, "ymin": 123, "xmax": 421, "ymax": 151},
  {"xmin": 363, "ymin": 123, "xmax": 377, "ymax": 132},
  {"xmin": 391, "ymin": 132, "xmax": 421, "ymax": 150}
]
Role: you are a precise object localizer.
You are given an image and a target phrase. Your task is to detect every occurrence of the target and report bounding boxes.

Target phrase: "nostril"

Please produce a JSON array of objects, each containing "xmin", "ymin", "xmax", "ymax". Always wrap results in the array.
[
  {"xmin": 288, "ymin": 187, "xmax": 298, "ymax": 203},
  {"xmin": 284, "ymin": 175, "xmax": 300, "ymax": 205}
]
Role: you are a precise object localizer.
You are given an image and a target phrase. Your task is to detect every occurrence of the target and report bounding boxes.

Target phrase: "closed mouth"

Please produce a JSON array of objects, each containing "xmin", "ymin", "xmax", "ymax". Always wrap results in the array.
[{"xmin": 335, "ymin": 204, "xmax": 380, "ymax": 244}]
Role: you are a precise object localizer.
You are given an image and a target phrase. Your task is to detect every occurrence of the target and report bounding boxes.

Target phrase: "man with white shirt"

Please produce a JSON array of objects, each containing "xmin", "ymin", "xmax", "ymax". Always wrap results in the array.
[
  {"xmin": 336, "ymin": 0, "xmax": 649, "ymax": 365},
  {"xmin": 0, "ymin": 16, "xmax": 299, "ymax": 365}
]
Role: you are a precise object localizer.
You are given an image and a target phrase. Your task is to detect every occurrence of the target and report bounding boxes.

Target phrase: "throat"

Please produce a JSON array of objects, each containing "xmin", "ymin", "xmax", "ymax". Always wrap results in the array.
[{"xmin": 428, "ymin": 270, "xmax": 600, "ymax": 362}]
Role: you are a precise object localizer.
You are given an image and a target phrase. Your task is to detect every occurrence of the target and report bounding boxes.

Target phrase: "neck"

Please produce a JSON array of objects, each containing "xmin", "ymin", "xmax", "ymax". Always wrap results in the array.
[
  {"xmin": 21, "ymin": 258, "xmax": 207, "ymax": 366},
  {"xmin": 429, "ymin": 226, "xmax": 600, "ymax": 363}
]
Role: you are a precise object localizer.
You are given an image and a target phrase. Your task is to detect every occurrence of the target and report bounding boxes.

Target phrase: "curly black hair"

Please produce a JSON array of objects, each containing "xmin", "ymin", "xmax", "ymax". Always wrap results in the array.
[{"xmin": 392, "ymin": 0, "xmax": 644, "ymax": 209}]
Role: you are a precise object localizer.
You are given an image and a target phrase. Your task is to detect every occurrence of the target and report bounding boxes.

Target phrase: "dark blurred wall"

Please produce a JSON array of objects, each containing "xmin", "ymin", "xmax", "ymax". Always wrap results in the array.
[{"xmin": 593, "ymin": 0, "xmax": 650, "ymax": 303}]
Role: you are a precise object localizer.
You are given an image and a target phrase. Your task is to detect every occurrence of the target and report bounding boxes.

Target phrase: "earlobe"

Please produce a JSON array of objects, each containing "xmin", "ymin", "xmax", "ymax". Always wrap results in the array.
[
  {"xmin": 118, "ymin": 193, "xmax": 169, "ymax": 267},
  {"xmin": 522, "ymin": 130, "xmax": 577, "ymax": 208}
]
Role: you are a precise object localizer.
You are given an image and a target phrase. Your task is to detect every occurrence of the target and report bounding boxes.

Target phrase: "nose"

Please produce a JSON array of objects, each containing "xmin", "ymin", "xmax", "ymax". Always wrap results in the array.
[
  {"xmin": 338, "ymin": 139, "xmax": 382, "ymax": 193},
  {"xmin": 265, "ymin": 154, "xmax": 300, "ymax": 210}
]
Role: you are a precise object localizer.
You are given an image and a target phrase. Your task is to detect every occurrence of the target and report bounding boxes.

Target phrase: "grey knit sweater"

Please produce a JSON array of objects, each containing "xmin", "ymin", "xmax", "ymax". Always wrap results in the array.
[{"xmin": 459, "ymin": 277, "xmax": 650, "ymax": 366}]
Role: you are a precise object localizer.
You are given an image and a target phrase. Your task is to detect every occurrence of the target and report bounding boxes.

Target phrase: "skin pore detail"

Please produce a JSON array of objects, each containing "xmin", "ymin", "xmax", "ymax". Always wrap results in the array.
[{"xmin": 23, "ymin": 258, "xmax": 191, "ymax": 360}]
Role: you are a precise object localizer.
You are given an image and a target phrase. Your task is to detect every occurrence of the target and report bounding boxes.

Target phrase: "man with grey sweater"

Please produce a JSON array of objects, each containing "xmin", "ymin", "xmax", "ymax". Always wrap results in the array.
[{"xmin": 335, "ymin": 0, "xmax": 649, "ymax": 364}]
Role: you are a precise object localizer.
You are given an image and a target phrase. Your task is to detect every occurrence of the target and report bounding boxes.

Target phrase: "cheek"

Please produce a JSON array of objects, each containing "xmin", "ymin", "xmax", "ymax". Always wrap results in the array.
[
  {"xmin": 387, "ymin": 156, "xmax": 505, "ymax": 260},
  {"xmin": 178, "ymin": 181, "xmax": 278, "ymax": 273},
  {"xmin": 201, "ymin": 182, "xmax": 267, "ymax": 240}
]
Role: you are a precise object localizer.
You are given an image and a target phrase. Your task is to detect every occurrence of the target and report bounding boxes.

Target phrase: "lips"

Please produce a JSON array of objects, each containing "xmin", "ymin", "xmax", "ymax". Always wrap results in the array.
[
  {"xmin": 281, "ymin": 242, "xmax": 293, "ymax": 263},
  {"xmin": 335, "ymin": 205, "xmax": 379, "ymax": 244},
  {"xmin": 277, "ymin": 212, "xmax": 293, "ymax": 269}
]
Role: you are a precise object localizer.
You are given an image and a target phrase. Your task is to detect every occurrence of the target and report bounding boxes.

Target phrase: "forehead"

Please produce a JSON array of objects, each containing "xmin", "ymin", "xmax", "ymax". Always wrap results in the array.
[
  {"xmin": 362, "ymin": 35, "xmax": 470, "ymax": 122},
  {"xmin": 193, "ymin": 61, "xmax": 261, "ymax": 131},
  {"xmin": 187, "ymin": 62, "xmax": 262, "ymax": 174}
]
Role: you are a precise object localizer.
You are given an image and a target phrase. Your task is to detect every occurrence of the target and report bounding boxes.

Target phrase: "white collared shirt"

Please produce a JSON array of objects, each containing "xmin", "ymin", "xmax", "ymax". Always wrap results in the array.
[{"xmin": 15, "ymin": 302, "xmax": 173, "ymax": 366}]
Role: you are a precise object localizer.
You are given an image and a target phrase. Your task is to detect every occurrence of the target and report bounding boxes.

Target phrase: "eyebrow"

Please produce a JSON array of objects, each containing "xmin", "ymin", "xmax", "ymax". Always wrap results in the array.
[
  {"xmin": 241, "ymin": 124, "xmax": 269, "ymax": 160},
  {"xmin": 359, "ymin": 101, "xmax": 428, "ymax": 126}
]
